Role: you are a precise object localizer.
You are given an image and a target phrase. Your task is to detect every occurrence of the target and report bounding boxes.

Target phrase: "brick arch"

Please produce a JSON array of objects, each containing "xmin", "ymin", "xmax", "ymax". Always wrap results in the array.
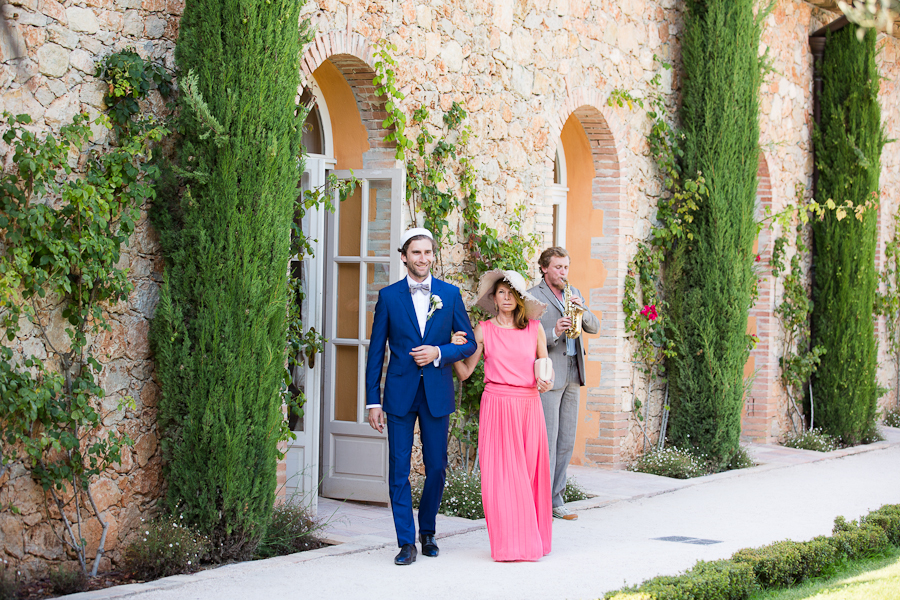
[
  {"xmin": 743, "ymin": 152, "xmax": 778, "ymax": 442},
  {"xmin": 551, "ymin": 100, "xmax": 632, "ymax": 469},
  {"xmin": 301, "ymin": 32, "xmax": 395, "ymax": 168}
]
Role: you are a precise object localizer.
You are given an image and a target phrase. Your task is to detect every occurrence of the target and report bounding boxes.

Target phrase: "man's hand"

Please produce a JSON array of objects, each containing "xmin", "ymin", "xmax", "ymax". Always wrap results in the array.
[
  {"xmin": 569, "ymin": 294, "xmax": 585, "ymax": 308},
  {"xmin": 554, "ymin": 316, "xmax": 573, "ymax": 338},
  {"xmin": 410, "ymin": 345, "xmax": 440, "ymax": 366},
  {"xmin": 368, "ymin": 406, "xmax": 386, "ymax": 433}
]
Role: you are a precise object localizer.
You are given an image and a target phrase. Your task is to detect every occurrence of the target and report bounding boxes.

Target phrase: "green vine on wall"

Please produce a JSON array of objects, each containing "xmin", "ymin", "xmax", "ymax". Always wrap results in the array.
[
  {"xmin": 372, "ymin": 42, "xmax": 541, "ymax": 468},
  {"xmin": 764, "ymin": 185, "xmax": 878, "ymax": 433},
  {"xmin": 876, "ymin": 209, "xmax": 900, "ymax": 410},
  {"xmin": 614, "ymin": 61, "xmax": 704, "ymax": 449},
  {"xmin": 766, "ymin": 185, "xmax": 826, "ymax": 432},
  {"xmin": 283, "ymin": 149, "xmax": 356, "ymax": 428},
  {"xmin": 0, "ymin": 51, "xmax": 169, "ymax": 575}
]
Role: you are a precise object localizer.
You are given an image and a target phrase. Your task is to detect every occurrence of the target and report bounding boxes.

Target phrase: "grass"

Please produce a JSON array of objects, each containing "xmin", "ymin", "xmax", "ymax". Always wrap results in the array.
[{"xmin": 748, "ymin": 547, "xmax": 900, "ymax": 600}]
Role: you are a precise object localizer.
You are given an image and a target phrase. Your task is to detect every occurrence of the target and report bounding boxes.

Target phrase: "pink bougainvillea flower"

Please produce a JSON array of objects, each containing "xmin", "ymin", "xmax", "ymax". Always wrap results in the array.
[
  {"xmin": 640, "ymin": 304, "xmax": 658, "ymax": 321},
  {"xmin": 755, "ymin": 254, "xmax": 761, "ymax": 262}
]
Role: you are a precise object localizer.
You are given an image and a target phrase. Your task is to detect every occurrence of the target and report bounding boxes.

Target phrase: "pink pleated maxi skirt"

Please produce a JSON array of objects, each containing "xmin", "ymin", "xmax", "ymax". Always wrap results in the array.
[{"xmin": 479, "ymin": 382, "xmax": 552, "ymax": 561}]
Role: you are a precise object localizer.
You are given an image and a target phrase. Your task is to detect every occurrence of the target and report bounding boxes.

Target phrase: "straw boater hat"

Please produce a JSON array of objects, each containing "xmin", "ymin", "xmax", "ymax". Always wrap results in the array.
[{"xmin": 475, "ymin": 270, "xmax": 547, "ymax": 320}]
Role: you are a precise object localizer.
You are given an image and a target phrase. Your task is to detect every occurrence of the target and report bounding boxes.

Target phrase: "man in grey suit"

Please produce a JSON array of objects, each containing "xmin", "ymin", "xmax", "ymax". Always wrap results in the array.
[{"xmin": 528, "ymin": 246, "xmax": 600, "ymax": 521}]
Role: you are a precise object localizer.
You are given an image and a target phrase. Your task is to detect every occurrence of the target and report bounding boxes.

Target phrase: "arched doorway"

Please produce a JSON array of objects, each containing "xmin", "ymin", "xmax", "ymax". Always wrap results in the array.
[
  {"xmin": 551, "ymin": 104, "xmax": 629, "ymax": 468},
  {"xmin": 284, "ymin": 37, "xmax": 403, "ymax": 507}
]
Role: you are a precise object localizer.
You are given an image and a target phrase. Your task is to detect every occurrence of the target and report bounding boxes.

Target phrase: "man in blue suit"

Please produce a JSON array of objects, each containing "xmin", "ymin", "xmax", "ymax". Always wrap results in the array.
[{"xmin": 365, "ymin": 228, "xmax": 476, "ymax": 565}]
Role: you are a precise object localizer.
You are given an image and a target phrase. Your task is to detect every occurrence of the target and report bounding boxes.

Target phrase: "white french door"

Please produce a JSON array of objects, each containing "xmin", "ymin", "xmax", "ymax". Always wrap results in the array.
[
  {"xmin": 320, "ymin": 169, "xmax": 403, "ymax": 502},
  {"xmin": 284, "ymin": 157, "xmax": 329, "ymax": 511}
]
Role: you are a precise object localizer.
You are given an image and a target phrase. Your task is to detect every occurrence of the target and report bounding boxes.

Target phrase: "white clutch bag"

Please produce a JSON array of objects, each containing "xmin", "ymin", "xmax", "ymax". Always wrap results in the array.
[{"xmin": 534, "ymin": 358, "xmax": 553, "ymax": 384}]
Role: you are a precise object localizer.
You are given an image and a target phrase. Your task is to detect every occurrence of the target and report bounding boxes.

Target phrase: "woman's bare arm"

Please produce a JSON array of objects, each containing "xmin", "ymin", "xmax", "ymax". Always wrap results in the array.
[{"xmin": 452, "ymin": 323, "xmax": 484, "ymax": 381}]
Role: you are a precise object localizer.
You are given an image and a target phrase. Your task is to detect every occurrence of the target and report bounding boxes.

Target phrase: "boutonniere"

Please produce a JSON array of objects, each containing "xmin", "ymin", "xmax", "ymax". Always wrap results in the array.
[{"xmin": 426, "ymin": 294, "xmax": 443, "ymax": 321}]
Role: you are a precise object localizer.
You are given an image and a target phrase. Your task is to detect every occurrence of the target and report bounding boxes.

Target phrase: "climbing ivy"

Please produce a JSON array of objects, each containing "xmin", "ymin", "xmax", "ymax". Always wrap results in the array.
[
  {"xmin": 373, "ymin": 43, "xmax": 541, "ymax": 467},
  {"xmin": 876, "ymin": 210, "xmax": 900, "ymax": 411},
  {"xmin": 0, "ymin": 51, "xmax": 169, "ymax": 575},
  {"xmin": 612, "ymin": 61, "xmax": 704, "ymax": 449},
  {"xmin": 763, "ymin": 184, "xmax": 878, "ymax": 434},
  {"xmin": 766, "ymin": 185, "xmax": 826, "ymax": 433},
  {"xmin": 373, "ymin": 40, "xmax": 412, "ymax": 161}
]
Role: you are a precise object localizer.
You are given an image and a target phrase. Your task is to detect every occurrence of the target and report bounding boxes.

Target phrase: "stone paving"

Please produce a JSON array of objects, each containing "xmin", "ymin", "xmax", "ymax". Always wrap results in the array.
[
  {"xmin": 64, "ymin": 426, "xmax": 900, "ymax": 600},
  {"xmin": 317, "ymin": 425, "xmax": 900, "ymax": 548}
]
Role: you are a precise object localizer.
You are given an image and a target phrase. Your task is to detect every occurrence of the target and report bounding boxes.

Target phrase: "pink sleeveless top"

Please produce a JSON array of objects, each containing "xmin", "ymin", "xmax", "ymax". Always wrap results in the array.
[{"xmin": 482, "ymin": 319, "xmax": 539, "ymax": 390}]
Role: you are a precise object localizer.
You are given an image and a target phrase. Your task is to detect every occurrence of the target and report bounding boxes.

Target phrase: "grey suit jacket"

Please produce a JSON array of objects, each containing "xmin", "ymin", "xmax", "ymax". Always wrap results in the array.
[{"xmin": 528, "ymin": 279, "xmax": 600, "ymax": 389}]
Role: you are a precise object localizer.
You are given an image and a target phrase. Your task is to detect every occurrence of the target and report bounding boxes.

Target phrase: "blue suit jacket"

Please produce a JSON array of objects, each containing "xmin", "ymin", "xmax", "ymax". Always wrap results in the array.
[{"xmin": 365, "ymin": 277, "xmax": 477, "ymax": 418}]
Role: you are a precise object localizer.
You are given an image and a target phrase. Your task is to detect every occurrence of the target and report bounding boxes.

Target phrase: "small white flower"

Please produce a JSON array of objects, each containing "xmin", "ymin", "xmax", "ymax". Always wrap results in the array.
[{"xmin": 426, "ymin": 294, "xmax": 443, "ymax": 321}]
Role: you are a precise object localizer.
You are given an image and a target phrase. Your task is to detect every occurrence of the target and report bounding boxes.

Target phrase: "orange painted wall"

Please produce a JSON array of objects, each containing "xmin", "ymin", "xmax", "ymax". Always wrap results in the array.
[
  {"xmin": 559, "ymin": 113, "xmax": 606, "ymax": 466},
  {"xmin": 313, "ymin": 60, "xmax": 369, "ymax": 170}
]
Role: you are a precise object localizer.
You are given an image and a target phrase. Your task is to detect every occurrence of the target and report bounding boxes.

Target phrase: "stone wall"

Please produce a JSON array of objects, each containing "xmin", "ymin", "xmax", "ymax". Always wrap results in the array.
[
  {"xmin": 1, "ymin": 0, "xmax": 180, "ymax": 577},
  {"xmin": 4, "ymin": 0, "xmax": 900, "ymax": 575}
]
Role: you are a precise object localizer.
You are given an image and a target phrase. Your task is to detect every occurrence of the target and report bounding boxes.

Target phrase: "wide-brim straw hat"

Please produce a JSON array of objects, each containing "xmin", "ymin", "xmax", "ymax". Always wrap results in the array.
[{"xmin": 475, "ymin": 270, "xmax": 547, "ymax": 320}]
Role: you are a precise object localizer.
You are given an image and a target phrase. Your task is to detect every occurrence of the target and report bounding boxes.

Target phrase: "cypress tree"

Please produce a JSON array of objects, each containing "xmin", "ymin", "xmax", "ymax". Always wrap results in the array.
[
  {"xmin": 150, "ymin": 0, "xmax": 308, "ymax": 558},
  {"xmin": 810, "ymin": 25, "xmax": 884, "ymax": 445},
  {"xmin": 665, "ymin": 0, "xmax": 761, "ymax": 468}
]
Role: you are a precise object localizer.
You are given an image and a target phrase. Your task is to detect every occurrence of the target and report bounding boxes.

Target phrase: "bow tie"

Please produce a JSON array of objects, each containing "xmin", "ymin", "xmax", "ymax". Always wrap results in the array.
[{"xmin": 410, "ymin": 282, "xmax": 430, "ymax": 295}]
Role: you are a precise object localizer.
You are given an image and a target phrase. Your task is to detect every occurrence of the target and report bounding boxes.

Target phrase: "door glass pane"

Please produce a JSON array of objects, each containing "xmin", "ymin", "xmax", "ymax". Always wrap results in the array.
[
  {"xmin": 334, "ymin": 345, "xmax": 359, "ymax": 422},
  {"xmin": 338, "ymin": 185, "xmax": 362, "ymax": 257},
  {"xmin": 367, "ymin": 179, "xmax": 392, "ymax": 257},
  {"xmin": 336, "ymin": 263, "xmax": 360, "ymax": 339},
  {"xmin": 366, "ymin": 263, "xmax": 391, "ymax": 339}
]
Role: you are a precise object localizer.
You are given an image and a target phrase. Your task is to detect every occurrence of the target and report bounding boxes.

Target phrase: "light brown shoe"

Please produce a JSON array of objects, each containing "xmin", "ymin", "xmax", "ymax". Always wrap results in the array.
[{"xmin": 552, "ymin": 506, "xmax": 578, "ymax": 520}]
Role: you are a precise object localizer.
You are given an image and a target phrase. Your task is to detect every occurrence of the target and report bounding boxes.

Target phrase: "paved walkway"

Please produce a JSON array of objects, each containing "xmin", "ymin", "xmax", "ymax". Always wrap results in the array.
[{"xmin": 67, "ymin": 427, "xmax": 900, "ymax": 600}]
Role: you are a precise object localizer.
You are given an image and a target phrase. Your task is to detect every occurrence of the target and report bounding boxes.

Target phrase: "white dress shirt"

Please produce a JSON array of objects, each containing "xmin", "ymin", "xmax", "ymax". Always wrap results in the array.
[{"xmin": 406, "ymin": 274, "xmax": 441, "ymax": 367}]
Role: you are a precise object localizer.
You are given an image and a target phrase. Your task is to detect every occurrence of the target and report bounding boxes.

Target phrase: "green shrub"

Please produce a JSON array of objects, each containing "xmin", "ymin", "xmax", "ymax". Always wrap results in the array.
[
  {"xmin": 723, "ymin": 446, "xmax": 756, "ymax": 471},
  {"xmin": 413, "ymin": 468, "xmax": 484, "ymax": 520},
  {"xmin": 883, "ymin": 405, "xmax": 900, "ymax": 427},
  {"xmin": 255, "ymin": 497, "xmax": 325, "ymax": 558},
  {"xmin": 862, "ymin": 505, "xmax": 900, "ymax": 546},
  {"xmin": 731, "ymin": 537, "xmax": 836, "ymax": 588},
  {"xmin": 782, "ymin": 428, "xmax": 839, "ymax": 452},
  {"xmin": 150, "ymin": 0, "xmax": 313, "ymax": 561},
  {"xmin": 861, "ymin": 425, "xmax": 885, "ymax": 444},
  {"xmin": 610, "ymin": 559, "xmax": 759, "ymax": 600},
  {"xmin": 628, "ymin": 447, "xmax": 706, "ymax": 479},
  {"xmin": 564, "ymin": 477, "xmax": 591, "ymax": 502},
  {"xmin": 48, "ymin": 564, "xmax": 87, "ymax": 595},
  {"xmin": 124, "ymin": 515, "xmax": 209, "ymax": 580},
  {"xmin": 665, "ymin": 0, "xmax": 763, "ymax": 469},
  {"xmin": 831, "ymin": 516, "xmax": 891, "ymax": 559},
  {"xmin": 809, "ymin": 25, "xmax": 884, "ymax": 446},
  {"xmin": 0, "ymin": 561, "xmax": 19, "ymax": 600}
]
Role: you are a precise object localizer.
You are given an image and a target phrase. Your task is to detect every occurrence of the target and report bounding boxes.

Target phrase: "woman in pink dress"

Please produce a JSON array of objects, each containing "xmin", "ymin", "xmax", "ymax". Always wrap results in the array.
[{"xmin": 452, "ymin": 270, "xmax": 554, "ymax": 562}]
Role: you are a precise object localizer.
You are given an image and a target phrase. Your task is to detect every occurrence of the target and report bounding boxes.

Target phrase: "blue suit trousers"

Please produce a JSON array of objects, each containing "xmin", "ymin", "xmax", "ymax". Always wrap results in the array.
[{"xmin": 386, "ymin": 378, "xmax": 449, "ymax": 547}]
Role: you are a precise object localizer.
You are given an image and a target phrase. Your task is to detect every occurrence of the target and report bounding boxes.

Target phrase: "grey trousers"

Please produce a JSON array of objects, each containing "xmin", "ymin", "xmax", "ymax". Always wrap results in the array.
[{"xmin": 540, "ymin": 357, "xmax": 581, "ymax": 508}]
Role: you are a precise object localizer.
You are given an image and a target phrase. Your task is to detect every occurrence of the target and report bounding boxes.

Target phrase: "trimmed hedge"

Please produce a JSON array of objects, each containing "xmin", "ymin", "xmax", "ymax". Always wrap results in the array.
[
  {"xmin": 731, "ymin": 537, "xmax": 835, "ymax": 588},
  {"xmin": 831, "ymin": 516, "xmax": 891, "ymax": 559},
  {"xmin": 603, "ymin": 504, "xmax": 900, "ymax": 600},
  {"xmin": 862, "ymin": 505, "xmax": 900, "ymax": 546},
  {"xmin": 608, "ymin": 560, "xmax": 758, "ymax": 600}
]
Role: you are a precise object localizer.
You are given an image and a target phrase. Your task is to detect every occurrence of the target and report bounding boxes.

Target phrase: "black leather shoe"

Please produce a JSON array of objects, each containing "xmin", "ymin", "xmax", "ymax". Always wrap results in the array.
[
  {"xmin": 420, "ymin": 533, "xmax": 439, "ymax": 557},
  {"xmin": 394, "ymin": 543, "xmax": 417, "ymax": 565}
]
